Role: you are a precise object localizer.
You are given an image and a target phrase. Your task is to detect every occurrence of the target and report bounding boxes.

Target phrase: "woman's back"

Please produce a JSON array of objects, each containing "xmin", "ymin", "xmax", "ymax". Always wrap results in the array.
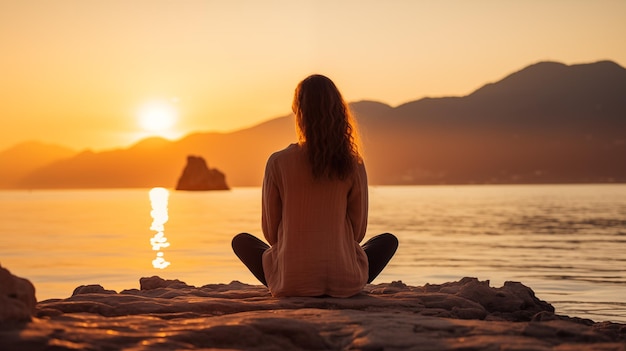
[{"xmin": 261, "ymin": 144, "xmax": 369, "ymax": 297}]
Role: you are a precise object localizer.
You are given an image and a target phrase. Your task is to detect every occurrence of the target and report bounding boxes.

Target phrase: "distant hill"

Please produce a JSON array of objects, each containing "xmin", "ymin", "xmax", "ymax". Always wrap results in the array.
[
  {"xmin": 3, "ymin": 60, "xmax": 626, "ymax": 188},
  {"xmin": 0, "ymin": 141, "xmax": 76, "ymax": 188},
  {"xmin": 361, "ymin": 60, "xmax": 626, "ymax": 184},
  {"xmin": 10, "ymin": 119, "xmax": 296, "ymax": 189}
]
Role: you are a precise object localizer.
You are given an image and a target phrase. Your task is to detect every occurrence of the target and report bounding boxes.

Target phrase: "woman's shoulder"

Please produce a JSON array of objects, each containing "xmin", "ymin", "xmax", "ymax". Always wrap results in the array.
[
  {"xmin": 266, "ymin": 144, "xmax": 300, "ymax": 168},
  {"xmin": 269, "ymin": 143, "xmax": 300, "ymax": 160}
]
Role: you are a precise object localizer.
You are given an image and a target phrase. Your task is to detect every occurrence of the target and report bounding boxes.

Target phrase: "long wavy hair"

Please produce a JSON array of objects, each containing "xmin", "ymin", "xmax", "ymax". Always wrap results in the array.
[{"xmin": 292, "ymin": 74, "xmax": 362, "ymax": 180}]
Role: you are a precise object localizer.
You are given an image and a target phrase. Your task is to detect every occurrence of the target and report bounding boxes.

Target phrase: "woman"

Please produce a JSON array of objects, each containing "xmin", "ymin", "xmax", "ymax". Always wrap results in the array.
[{"xmin": 232, "ymin": 74, "xmax": 397, "ymax": 297}]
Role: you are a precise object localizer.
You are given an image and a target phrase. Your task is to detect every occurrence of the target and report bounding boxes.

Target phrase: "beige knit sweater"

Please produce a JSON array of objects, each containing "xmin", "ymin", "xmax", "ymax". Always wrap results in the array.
[{"xmin": 261, "ymin": 143, "xmax": 369, "ymax": 297}]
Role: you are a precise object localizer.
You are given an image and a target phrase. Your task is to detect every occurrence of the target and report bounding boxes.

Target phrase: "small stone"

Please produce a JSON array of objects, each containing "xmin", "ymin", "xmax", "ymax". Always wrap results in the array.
[{"xmin": 72, "ymin": 285, "xmax": 117, "ymax": 296}]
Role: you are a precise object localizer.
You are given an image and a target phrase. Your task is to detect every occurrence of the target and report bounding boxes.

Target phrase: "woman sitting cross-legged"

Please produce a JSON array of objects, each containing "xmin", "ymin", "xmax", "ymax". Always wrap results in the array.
[{"xmin": 232, "ymin": 74, "xmax": 398, "ymax": 297}]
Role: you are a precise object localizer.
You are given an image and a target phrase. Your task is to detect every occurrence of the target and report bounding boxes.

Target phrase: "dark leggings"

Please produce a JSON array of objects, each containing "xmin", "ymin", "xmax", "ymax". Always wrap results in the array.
[{"xmin": 231, "ymin": 232, "xmax": 398, "ymax": 286}]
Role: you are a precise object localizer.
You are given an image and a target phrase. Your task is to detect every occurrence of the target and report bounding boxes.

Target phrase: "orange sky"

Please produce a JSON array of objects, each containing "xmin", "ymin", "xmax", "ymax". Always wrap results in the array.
[{"xmin": 1, "ymin": 0, "xmax": 625, "ymax": 151}]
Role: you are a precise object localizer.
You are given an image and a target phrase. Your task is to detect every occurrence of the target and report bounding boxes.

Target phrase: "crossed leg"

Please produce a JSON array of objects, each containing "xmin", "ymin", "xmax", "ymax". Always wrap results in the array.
[{"xmin": 232, "ymin": 232, "xmax": 398, "ymax": 286}]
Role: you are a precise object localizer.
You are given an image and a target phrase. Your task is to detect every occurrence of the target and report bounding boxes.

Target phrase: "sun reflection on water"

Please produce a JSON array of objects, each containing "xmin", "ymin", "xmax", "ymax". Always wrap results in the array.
[{"xmin": 149, "ymin": 187, "xmax": 170, "ymax": 269}]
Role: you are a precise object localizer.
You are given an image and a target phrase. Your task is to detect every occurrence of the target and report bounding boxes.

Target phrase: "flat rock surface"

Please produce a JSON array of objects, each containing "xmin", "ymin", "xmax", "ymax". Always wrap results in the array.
[{"xmin": 1, "ymin": 277, "xmax": 625, "ymax": 350}]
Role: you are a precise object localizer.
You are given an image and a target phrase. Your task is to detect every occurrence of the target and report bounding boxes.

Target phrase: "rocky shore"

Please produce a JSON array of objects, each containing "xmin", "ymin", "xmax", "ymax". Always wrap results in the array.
[{"xmin": 1, "ymin": 266, "xmax": 625, "ymax": 350}]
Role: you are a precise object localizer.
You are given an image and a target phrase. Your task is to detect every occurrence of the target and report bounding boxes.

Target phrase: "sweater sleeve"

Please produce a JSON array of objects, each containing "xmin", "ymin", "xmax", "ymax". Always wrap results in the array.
[
  {"xmin": 262, "ymin": 157, "xmax": 281, "ymax": 246},
  {"xmin": 347, "ymin": 162, "xmax": 368, "ymax": 243}
]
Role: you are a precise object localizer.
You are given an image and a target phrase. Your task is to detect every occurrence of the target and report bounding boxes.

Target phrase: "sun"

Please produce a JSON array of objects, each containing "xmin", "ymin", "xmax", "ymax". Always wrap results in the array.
[{"xmin": 138, "ymin": 101, "xmax": 178, "ymax": 133}]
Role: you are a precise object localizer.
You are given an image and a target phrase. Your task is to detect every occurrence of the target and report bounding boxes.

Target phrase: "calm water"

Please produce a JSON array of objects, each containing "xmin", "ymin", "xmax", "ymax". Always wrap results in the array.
[{"xmin": 0, "ymin": 185, "xmax": 625, "ymax": 323}]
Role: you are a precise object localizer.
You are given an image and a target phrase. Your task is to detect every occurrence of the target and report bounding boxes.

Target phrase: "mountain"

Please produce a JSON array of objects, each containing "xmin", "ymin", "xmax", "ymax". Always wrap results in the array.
[
  {"xmin": 0, "ymin": 141, "xmax": 77, "ymax": 188},
  {"xmin": 361, "ymin": 60, "xmax": 626, "ymax": 184},
  {"xmin": 14, "ymin": 120, "xmax": 295, "ymax": 189},
  {"xmin": 7, "ymin": 60, "xmax": 626, "ymax": 188}
]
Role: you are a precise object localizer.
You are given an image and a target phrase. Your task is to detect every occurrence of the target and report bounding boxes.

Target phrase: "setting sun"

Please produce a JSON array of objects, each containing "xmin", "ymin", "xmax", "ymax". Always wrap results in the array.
[{"xmin": 138, "ymin": 101, "xmax": 178, "ymax": 133}]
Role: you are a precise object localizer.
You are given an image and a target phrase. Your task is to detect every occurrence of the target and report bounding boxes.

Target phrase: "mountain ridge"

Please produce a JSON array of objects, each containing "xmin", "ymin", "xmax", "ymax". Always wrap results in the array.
[{"xmin": 2, "ymin": 60, "xmax": 625, "ymax": 188}]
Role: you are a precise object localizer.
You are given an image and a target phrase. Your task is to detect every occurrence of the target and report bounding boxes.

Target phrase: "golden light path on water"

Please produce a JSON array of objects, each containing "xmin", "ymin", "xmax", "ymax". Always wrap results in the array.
[{"xmin": 149, "ymin": 187, "xmax": 170, "ymax": 269}]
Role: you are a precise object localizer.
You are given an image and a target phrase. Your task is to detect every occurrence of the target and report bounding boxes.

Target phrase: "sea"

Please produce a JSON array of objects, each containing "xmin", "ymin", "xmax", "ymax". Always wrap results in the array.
[{"xmin": 1, "ymin": 185, "xmax": 625, "ymax": 323}]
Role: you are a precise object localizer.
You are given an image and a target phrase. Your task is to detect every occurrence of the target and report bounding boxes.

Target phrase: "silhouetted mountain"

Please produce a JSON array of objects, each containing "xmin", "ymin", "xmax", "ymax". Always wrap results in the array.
[
  {"xmin": 6, "ymin": 60, "xmax": 626, "ymax": 188},
  {"xmin": 363, "ymin": 60, "xmax": 626, "ymax": 184},
  {"xmin": 0, "ymin": 141, "xmax": 77, "ymax": 188}
]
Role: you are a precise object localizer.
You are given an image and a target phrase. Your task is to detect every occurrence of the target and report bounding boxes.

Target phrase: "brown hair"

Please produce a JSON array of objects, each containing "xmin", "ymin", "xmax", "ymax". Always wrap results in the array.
[{"xmin": 292, "ymin": 74, "xmax": 362, "ymax": 180}]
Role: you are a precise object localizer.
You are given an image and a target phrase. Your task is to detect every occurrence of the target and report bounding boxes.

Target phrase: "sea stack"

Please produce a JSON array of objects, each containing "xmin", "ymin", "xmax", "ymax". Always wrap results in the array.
[{"xmin": 175, "ymin": 155, "xmax": 230, "ymax": 191}]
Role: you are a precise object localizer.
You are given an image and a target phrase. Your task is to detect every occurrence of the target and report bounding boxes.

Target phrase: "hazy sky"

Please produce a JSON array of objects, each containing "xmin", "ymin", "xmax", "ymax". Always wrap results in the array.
[{"xmin": 1, "ymin": 0, "xmax": 625, "ymax": 151}]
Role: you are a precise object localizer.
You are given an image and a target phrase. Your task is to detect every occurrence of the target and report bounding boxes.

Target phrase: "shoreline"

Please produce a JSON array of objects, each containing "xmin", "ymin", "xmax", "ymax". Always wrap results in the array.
[{"xmin": 2, "ymin": 269, "xmax": 625, "ymax": 350}]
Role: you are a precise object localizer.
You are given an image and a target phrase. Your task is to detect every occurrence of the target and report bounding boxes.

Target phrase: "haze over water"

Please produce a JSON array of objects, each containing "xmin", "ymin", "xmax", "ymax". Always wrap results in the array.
[{"xmin": 1, "ymin": 184, "xmax": 625, "ymax": 323}]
